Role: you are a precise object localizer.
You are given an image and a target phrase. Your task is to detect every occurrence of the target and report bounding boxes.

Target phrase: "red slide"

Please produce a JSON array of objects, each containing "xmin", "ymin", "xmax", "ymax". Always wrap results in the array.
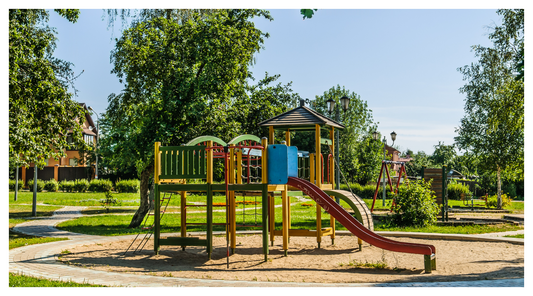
[{"xmin": 287, "ymin": 177, "xmax": 436, "ymax": 256}]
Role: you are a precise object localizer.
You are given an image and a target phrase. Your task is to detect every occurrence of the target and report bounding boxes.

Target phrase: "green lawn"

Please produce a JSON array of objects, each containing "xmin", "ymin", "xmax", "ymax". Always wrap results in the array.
[
  {"xmin": 9, "ymin": 273, "xmax": 107, "ymax": 287},
  {"xmin": 504, "ymin": 233, "xmax": 524, "ymax": 239},
  {"xmin": 9, "ymin": 230, "xmax": 68, "ymax": 249}
]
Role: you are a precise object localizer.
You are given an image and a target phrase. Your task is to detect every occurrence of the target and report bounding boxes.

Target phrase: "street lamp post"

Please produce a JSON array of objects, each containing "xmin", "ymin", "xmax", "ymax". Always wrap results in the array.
[
  {"xmin": 327, "ymin": 96, "xmax": 350, "ymax": 190},
  {"xmin": 88, "ymin": 106, "xmax": 99, "ymax": 179}
]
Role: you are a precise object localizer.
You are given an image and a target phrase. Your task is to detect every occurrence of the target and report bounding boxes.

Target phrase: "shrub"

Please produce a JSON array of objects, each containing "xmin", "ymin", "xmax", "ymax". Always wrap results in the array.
[
  {"xmin": 59, "ymin": 180, "xmax": 75, "ymax": 192},
  {"xmin": 447, "ymin": 181, "xmax": 471, "ymax": 200},
  {"xmin": 389, "ymin": 179, "xmax": 439, "ymax": 227},
  {"xmin": 100, "ymin": 191, "xmax": 121, "ymax": 213},
  {"xmin": 89, "ymin": 179, "xmax": 113, "ymax": 192},
  {"xmin": 74, "ymin": 179, "xmax": 89, "ymax": 192},
  {"xmin": 44, "ymin": 179, "xmax": 59, "ymax": 192},
  {"xmin": 9, "ymin": 179, "xmax": 24, "ymax": 191},
  {"xmin": 26, "ymin": 179, "xmax": 45, "ymax": 192},
  {"xmin": 115, "ymin": 179, "xmax": 140, "ymax": 193},
  {"xmin": 486, "ymin": 193, "xmax": 512, "ymax": 208}
]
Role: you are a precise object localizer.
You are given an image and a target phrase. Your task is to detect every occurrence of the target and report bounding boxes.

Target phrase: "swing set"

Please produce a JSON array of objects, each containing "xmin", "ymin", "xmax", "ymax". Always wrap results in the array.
[{"xmin": 370, "ymin": 160, "xmax": 409, "ymax": 212}]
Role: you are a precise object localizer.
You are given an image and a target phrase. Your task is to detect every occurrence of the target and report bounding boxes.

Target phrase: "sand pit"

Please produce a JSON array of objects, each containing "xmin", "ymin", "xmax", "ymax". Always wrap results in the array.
[{"xmin": 58, "ymin": 234, "xmax": 524, "ymax": 284}]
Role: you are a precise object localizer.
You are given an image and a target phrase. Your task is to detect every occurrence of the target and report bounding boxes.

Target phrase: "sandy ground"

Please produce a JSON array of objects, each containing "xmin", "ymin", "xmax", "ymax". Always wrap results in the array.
[{"xmin": 57, "ymin": 234, "xmax": 524, "ymax": 284}]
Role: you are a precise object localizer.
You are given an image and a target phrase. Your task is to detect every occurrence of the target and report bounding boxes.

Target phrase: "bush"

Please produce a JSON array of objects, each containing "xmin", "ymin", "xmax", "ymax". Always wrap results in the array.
[
  {"xmin": 115, "ymin": 179, "xmax": 140, "ymax": 193},
  {"xmin": 100, "ymin": 191, "xmax": 121, "ymax": 213},
  {"xmin": 26, "ymin": 179, "xmax": 45, "ymax": 192},
  {"xmin": 9, "ymin": 179, "xmax": 24, "ymax": 191},
  {"xmin": 59, "ymin": 180, "xmax": 75, "ymax": 192},
  {"xmin": 389, "ymin": 179, "xmax": 439, "ymax": 227},
  {"xmin": 44, "ymin": 179, "xmax": 59, "ymax": 192},
  {"xmin": 486, "ymin": 193, "xmax": 512, "ymax": 208},
  {"xmin": 89, "ymin": 179, "xmax": 113, "ymax": 192},
  {"xmin": 447, "ymin": 181, "xmax": 471, "ymax": 200},
  {"xmin": 74, "ymin": 179, "xmax": 89, "ymax": 193}
]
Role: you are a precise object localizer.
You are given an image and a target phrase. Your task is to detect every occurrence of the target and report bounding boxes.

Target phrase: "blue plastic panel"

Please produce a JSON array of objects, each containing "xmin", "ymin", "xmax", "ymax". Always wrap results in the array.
[
  {"xmin": 267, "ymin": 145, "xmax": 288, "ymax": 184},
  {"xmin": 288, "ymin": 146, "xmax": 298, "ymax": 177}
]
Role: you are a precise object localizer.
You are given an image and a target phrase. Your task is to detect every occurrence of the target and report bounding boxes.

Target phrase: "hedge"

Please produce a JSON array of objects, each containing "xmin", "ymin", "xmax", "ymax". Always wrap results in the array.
[
  {"xmin": 88, "ymin": 179, "xmax": 113, "ymax": 192},
  {"xmin": 27, "ymin": 179, "xmax": 45, "ymax": 192},
  {"xmin": 9, "ymin": 179, "xmax": 24, "ymax": 191},
  {"xmin": 115, "ymin": 179, "xmax": 140, "ymax": 193},
  {"xmin": 44, "ymin": 179, "xmax": 59, "ymax": 192}
]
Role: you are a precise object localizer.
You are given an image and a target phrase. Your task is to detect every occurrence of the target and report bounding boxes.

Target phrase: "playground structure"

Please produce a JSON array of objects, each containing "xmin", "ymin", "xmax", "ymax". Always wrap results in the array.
[
  {"xmin": 370, "ymin": 160, "xmax": 408, "ymax": 212},
  {"xmin": 130, "ymin": 102, "xmax": 437, "ymax": 273}
]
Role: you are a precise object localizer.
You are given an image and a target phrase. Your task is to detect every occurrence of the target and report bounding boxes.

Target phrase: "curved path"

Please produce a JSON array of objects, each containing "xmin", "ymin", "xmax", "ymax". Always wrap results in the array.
[{"xmin": 10, "ymin": 206, "xmax": 524, "ymax": 287}]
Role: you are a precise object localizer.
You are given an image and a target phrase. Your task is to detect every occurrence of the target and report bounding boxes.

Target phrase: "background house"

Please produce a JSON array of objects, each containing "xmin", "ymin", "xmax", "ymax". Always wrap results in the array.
[{"xmin": 18, "ymin": 103, "xmax": 98, "ymax": 185}]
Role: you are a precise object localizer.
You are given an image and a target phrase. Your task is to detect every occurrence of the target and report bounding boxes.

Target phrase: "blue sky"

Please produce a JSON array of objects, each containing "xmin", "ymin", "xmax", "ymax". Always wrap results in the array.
[{"xmin": 47, "ymin": 8, "xmax": 504, "ymax": 155}]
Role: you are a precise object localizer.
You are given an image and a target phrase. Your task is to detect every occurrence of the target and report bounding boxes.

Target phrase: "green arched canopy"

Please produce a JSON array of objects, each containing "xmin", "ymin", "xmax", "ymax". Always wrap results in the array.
[{"xmin": 186, "ymin": 136, "xmax": 227, "ymax": 146}]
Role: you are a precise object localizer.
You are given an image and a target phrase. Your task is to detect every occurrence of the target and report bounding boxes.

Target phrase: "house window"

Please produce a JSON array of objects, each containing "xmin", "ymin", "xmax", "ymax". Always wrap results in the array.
[
  {"xmin": 69, "ymin": 158, "xmax": 77, "ymax": 166},
  {"xmin": 84, "ymin": 134, "xmax": 94, "ymax": 145},
  {"xmin": 66, "ymin": 134, "xmax": 77, "ymax": 151}
]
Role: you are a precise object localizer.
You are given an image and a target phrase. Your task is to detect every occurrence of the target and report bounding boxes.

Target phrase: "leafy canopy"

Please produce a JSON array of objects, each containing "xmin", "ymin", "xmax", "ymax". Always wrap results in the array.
[{"xmin": 9, "ymin": 9, "xmax": 87, "ymax": 168}]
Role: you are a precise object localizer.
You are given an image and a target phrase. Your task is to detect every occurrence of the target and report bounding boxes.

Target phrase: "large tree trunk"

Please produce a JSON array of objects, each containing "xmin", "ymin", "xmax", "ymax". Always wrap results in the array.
[
  {"xmin": 497, "ymin": 167, "xmax": 502, "ymax": 210},
  {"xmin": 128, "ymin": 165, "xmax": 154, "ymax": 228}
]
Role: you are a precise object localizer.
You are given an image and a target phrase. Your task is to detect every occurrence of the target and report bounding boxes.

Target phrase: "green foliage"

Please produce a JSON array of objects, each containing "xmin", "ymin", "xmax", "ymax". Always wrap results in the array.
[
  {"xmin": 486, "ymin": 193, "xmax": 512, "ymax": 208},
  {"xmin": 73, "ymin": 179, "xmax": 89, "ymax": 192},
  {"xmin": 306, "ymin": 85, "xmax": 379, "ymax": 184},
  {"xmin": 389, "ymin": 180, "xmax": 439, "ymax": 227},
  {"xmin": 9, "ymin": 179, "xmax": 24, "ymax": 191},
  {"xmin": 405, "ymin": 151, "xmax": 435, "ymax": 177},
  {"xmin": 115, "ymin": 179, "xmax": 140, "ymax": 193},
  {"xmin": 431, "ymin": 141, "xmax": 457, "ymax": 167},
  {"xmin": 88, "ymin": 179, "xmax": 113, "ymax": 192},
  {"xmin": 455, "ymin": 9, "xmax": 524, "ymax": 209},
  {"xmin": 9, "ymin": 9, "xmax": 88, "ymax": 168},
  {"xmin": 59, "ymin": 180, "xmax": 75, "ymax": 192},
  {"xmin": 43, "ymin": 179, "xmax": 58, "ymax": 192},
  {"xmin": 27, "ymin": 179, "xmax": 45, "ymax": 192},
  {"xmin": 100, "ymin": 191, "xmax": 121, "ymax": 213},
  {"xmin": 300, "ymin": 9, "xmax": 317, "ymax": 19},
  {"xmin": 447, "ymin": 180, "xmax": 471, "ymax": 200}
]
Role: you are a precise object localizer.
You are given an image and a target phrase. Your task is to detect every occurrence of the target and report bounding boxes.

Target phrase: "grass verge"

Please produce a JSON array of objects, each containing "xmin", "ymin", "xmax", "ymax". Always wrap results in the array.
[
  {"xmin": 9, "ymin": 272, "xmax": 107, "ymax": 287},
  {"xmin": 9, "ymin": 230, "xmax": 68, "ymax": 249},
  {"xmin": 503, "ymin": 234, "xmax": 524, "ymax": 239}
]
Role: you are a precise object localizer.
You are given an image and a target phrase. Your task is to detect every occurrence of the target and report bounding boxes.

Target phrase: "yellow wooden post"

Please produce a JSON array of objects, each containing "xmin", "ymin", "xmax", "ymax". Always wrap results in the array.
[
  {"xmin": 285, "ymin": 129, "xmax": 291, "ymax": 146},
  {"xmin": 329, "ymin": 126, "xmax": 335, "ymax": 245},
  {"xmin": 315, "ymin": 124, "xmax": 322, "ymax": 248},
  {"xmin": 310, "ymin": 153, "xmax": 315, "ymax": 185},
  {"xmin": 237, "ymin": 148, "xmax": 242, "ymax": 184},
  {"xmin": 154, "ymin": 141, "xmax": 161, "ymax": 254}
]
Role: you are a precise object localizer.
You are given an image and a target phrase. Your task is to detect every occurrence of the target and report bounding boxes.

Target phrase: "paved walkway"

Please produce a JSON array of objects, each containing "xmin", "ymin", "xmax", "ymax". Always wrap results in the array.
[{"xmin": 10, "ymin": 206, "xmax": 525, "ymax": 287}]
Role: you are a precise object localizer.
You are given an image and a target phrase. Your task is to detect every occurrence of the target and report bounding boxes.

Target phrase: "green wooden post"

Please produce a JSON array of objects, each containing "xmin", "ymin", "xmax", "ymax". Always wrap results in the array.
[
  {"xmin": 154, "ymin": 183, "xmax": 160, "ymax": 254},
  {"xmin": 207, "ymin": 185, "xmax": 213, "ymax": 260},
  {"xmin": 424, "ymin": 255, "xmax": 432, "ymax": 273},
  {"xmin": 262, "ymin": 183, "xmax": 269, "ymax": 261},
  {"xmin": 442, "ymin": 165, "xmax": 447, "ymax": 222},
  {"xmin": 420, "ymin": 166, "xmax": 425, "ymax": 179}
]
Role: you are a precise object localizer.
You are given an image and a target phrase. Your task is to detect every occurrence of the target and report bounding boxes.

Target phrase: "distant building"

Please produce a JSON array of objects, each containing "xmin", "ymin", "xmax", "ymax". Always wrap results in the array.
[{"xmin": 19, "ymin": 103, "xmax": 98, "ymax": 185}]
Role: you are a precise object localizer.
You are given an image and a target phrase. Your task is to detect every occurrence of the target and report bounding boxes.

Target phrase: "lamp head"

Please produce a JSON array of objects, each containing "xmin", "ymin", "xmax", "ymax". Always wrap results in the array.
[
  {"xmin": 372, "ymin": 131, "xmax": 379, "ymax": 141},
  {"xmin": 340, "ymin": 96, "xmax": 350, "ymax": 112},
  {"xmin": 390, "ymin": 131, "xmax": 397, "ymax": 142},
  {"xmin": 326, "ymin": 98, "xmax": 335, "ymax": 114}
]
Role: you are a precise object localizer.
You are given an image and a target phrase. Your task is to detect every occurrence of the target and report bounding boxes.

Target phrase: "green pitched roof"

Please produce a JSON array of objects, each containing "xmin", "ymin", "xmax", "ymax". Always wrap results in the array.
[{"xmin": 258, "ymin": 106, "xmax": 345, "ymax": 130}]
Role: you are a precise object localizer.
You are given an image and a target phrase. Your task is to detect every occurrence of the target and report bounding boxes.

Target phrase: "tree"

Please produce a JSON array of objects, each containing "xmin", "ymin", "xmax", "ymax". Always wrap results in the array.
[
  {"xmin": 405, "ymin": 151, "xmax": 435, "ymax": 177},
  {"xmin": 430, "ymin": 141, "xmax": 457, "ymax": 167},
  {"xmin": 104, "ymin": 9, "xmax": 273, "ymax": 227},
  {"xmin": 309, "ymin": 85, "xmax": 379, "ymax": 184},
  {"xmin": 9, "ymin": 9, "xmax": 88, "ymax": 168},
  {"xmin": 455, "ymin": 9, "xmax": 524, "ymax": 209}
]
